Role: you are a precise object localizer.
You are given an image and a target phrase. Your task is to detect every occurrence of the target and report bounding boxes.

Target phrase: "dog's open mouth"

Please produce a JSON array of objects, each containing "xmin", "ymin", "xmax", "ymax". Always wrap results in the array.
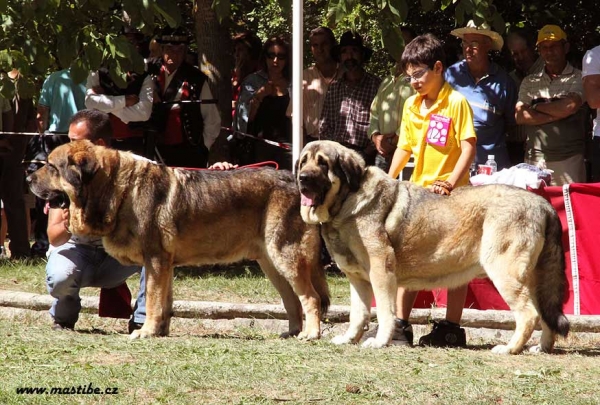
[{"xmin": 300, "ymin": 190, "xmax": 321, "ymax": 207}]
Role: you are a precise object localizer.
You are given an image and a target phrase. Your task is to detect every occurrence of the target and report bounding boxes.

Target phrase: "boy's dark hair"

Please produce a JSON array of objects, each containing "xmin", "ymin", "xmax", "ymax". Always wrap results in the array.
[
  {"xmin": 69, "ymin": 109, "xmax": 113, "ymax": 145},
  {"xmin": 400, "ymin": 33, "xmax": 446, "ymax": 72}
]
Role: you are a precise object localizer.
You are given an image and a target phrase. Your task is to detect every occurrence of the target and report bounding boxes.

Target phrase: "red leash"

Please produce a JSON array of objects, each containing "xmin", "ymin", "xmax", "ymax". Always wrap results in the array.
[{"xmin": 177, "ymin": 161, "xmax": 280, "ymax": 171}]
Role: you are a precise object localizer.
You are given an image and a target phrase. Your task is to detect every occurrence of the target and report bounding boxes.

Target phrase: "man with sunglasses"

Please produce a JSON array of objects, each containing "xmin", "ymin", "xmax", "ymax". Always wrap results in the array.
[{"xmin": 319, "ymin": 31, "xmax": 381, "ymax": 165}]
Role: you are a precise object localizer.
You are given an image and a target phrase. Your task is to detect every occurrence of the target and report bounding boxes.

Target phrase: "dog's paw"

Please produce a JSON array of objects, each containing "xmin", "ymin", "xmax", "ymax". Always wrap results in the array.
[
  {"xmin": 297, "ymin": 329, "xmax": 320, "ymax": 341},
  {"xmin": 279, "ymin": 329, "xmax": 301, "ymax": 339},
  {"xmin": 331, "ymin": 334, "xmax": 354, "ymax": 345},
  {"xmin": 491, "ymin": 344, "xmax": 513, "ymax": 354},
  {"xmin": 528, "ymin": 344, "xmax": 550, "ymax": 354},
  {"xmin": 361, "ymin": 337, "xmax": 387, "ymax": 349},
  {"xmin": 129, "ymin": 326, "xmax": 162, "ymax": 340}
]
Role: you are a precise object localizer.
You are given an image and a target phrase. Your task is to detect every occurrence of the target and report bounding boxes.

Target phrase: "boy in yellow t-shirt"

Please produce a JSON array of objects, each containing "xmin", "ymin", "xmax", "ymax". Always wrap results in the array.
[{"xmin": 387, "ymin": 34, "xmax": 477, "ymax": 347}]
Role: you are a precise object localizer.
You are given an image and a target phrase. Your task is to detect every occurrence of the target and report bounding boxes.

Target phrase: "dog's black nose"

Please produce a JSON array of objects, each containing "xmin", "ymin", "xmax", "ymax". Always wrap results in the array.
[
  {"xmin": 25, "ymin": 174, "xmax": 33, "ymax": 185},
  {"xmin": 298, "ymin": 172, "xmax": 311, "ymax": 184}
]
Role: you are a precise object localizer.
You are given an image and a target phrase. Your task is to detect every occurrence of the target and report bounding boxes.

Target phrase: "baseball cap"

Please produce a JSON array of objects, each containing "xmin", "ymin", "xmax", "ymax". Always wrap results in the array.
[{"xmin": 536, "ymin": 25, "xmax": 567, "ymax": 45}]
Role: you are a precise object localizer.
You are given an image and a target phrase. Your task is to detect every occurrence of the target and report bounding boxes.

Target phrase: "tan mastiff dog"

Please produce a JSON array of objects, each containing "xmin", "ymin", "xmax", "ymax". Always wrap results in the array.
[
  {"xmin": 296, "ymin": 140, "xmax": 569, "ymax": 354},
  {"xmin": 28, "ymin": 140, "xmax": 329, "ymax": 340}
]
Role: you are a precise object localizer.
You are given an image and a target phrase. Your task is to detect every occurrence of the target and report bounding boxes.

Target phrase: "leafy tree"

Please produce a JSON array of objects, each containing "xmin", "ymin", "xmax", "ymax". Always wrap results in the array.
[{"xmin": 0, "ymin": 0, "xmax": 182, "ymax": 99}]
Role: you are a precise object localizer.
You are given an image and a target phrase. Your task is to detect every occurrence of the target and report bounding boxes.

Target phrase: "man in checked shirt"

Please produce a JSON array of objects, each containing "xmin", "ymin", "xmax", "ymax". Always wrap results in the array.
[{"xmin": 319, "ymin": 31, "xmax": 381, "ymax": 165}]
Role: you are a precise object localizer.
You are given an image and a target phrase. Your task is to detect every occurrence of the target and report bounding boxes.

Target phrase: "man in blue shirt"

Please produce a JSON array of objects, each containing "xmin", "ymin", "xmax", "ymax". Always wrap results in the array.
[{"xmin": 445, "ymin": 21, "xmax": 517, "ymax": 171}]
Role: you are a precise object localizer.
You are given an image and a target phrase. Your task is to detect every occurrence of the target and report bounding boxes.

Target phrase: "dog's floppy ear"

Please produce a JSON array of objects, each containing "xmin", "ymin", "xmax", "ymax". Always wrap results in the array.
[
  {"xmin": 335, "ymin": 149, "xmax": 364, "ymax": 192},
  {"xmin": 64, "ymin": 146, "xmax": 98, "ymax": 191}
]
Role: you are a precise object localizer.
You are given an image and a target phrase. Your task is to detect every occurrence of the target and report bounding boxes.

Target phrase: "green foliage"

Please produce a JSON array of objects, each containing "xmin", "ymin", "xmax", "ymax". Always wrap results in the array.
[{"xmin": 0, "ymin": 0, "xmax": 182, "ymax": 99}]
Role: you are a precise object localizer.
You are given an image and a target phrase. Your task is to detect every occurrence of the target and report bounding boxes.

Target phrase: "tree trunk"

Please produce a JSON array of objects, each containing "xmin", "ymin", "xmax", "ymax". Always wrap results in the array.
[{"xmin": 193, "ymin": 0, "xmax": 232, "ymax": 162}]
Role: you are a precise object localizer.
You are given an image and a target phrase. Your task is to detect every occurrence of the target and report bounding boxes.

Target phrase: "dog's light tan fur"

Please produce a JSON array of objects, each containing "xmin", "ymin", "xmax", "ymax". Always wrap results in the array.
[
  {"xmin": 29, "ymin": 140, "xmax": 330, "ymax": 340},
  {"xmin": 297, "ymin": 140, "xmax": 569, "ymax": 354}
]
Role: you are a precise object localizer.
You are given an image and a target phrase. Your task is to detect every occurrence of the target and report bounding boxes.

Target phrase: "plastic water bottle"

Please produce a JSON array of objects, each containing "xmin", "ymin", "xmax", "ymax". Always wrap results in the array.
[{"xmin": 485, "ymin": 155, "xmax": 497, "ymax": 174}]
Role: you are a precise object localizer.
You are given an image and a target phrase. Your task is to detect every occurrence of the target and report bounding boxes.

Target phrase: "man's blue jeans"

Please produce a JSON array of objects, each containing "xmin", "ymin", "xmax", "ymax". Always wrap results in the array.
[{"xmin": 46, "ymin": 242, "xmax": 146, "ymax": 326}]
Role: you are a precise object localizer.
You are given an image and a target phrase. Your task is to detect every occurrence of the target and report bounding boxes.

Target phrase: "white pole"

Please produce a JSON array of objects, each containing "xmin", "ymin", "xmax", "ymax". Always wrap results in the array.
[{"xmin": 291, "ymin": 0, "xmax": 304, "ymax": 172}]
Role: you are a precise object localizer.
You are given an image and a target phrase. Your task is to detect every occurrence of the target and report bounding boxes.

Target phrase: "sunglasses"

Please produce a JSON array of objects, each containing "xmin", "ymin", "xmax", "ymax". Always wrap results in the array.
[
  {"xmin": 403, "ymin": 67, "xmax": 429, "ymax": 83},
  {"xmin": 266, "ymin": 52, "xmax": 287, "ymax": 60}
]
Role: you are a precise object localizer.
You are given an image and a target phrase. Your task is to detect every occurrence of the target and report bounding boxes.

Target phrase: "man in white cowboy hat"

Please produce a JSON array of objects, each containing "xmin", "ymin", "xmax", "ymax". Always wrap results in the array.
[
  {"xmin": 413, "ymin": 20, "xmax": 517, "ymax": 348},
  {"xmin": 516, "ymin": 24, "xmax": 587, "ymax": 185},
  {"xmin": 445, "ymin": 20, "xmax": 517, "ymax": 171},
  {"xmin": 319, "ymin": 31, "xmax": 381, "ymax": 164}
]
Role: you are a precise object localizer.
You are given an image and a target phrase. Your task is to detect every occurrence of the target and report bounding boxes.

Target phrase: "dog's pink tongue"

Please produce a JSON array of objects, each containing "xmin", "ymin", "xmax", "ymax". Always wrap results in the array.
[{"xmin": 301, "ymin": 193, "xmax": 315, "ymax": 207}]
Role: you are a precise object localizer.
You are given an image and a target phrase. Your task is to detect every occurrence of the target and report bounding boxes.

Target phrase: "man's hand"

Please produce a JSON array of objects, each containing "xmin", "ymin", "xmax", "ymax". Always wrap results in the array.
[
  {"xmin": 91, "ymin": 86, "xmax": 105, "ymax": 94},
  {"xmin": 372, "ymin": 133, "xmax": 398, "ymax": 157},
  {"xmin": 125, "ymin": 94, "xmax": 140, "ymax": 107},
  {"xmin": 208, "ymin": 162, "xmax": 238, "ymax": 171}
]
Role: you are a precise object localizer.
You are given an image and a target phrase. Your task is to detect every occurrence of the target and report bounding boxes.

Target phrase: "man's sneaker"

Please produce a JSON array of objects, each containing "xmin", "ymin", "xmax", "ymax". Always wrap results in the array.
[
  {"xmin": 418, "ymin": 320, "xmax": 466, "ymax": 348},
  {"xmin": 128, "ymin": 321, "xmax": 144, "ymax": 334},
  {"xmin": 51, "ymin": 322, "xmax": 75, "ymax": 331},
  {"xmin": 363, "ymin": 319, "xmax": 413, "ymax": 346},
  {"xmin": 392, "ymin": 319, "xmax": 414, "ymax": 347}
]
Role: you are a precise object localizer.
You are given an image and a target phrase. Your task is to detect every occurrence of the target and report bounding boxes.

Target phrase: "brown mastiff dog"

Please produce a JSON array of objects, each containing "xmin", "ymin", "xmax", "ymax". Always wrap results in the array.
[
  {"xmin": 296, "ymin": 140, "xmax": 569, "ymax": 354},
  {"xmin": 28, "ymin": 140, "xmax": 329, "ymax": 340}
]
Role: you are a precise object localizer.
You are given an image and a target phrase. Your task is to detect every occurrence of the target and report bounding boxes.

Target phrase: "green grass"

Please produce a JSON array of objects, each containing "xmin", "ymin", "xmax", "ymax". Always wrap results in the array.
[
  {"xmin": 1, "ymin": 260, "xmax": 600, "ymax": 404},
  {"xmin": 0, "ymin": 259, "xmax": 351, "ymax": 305},
  {"xmin": 0, "ymin": 312, "xmax": 599, "ymax": 405}
]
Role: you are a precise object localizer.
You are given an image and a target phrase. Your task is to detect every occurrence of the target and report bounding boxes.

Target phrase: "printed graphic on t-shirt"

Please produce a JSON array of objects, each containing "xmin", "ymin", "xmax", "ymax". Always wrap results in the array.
[{"xmin": 426, "ymin": 114, "xmax": 451, "ymax": 146}]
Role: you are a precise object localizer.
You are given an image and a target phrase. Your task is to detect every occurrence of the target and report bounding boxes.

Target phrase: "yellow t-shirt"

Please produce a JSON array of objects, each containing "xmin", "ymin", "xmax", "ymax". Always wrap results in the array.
[{"xmin": 397, "ymin": 82, "xmax": 476, "ymax": 187}]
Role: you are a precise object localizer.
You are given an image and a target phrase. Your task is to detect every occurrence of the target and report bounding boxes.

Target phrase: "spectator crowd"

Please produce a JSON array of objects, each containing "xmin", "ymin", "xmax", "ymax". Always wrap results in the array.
[{"xmin": 0, "ymin": 20, "xmax": 599, "ymax": 344}]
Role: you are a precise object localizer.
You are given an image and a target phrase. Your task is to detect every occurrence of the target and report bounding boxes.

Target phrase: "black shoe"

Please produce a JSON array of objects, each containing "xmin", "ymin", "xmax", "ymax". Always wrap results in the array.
[
  {"xmin": 418, "ymin": 320, "xmax": 466, "ymax": 348},
  {"xmin": 128, "ymin": 321, "xmax": 144, "ymax": 334},
  {"xmin": 392, "ymin": 319, "xmax": 414, "ymax": 346},
  {"xmin": 363, "ymin": 319, "xmax": 413, "ymax": 346},
  {"xmin": 51, "ymin": 322, "xmax": 75, "ymax": 331}
]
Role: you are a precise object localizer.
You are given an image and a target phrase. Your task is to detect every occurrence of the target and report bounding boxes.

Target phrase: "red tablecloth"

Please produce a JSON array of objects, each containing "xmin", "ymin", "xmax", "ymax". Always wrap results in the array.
[{"xmin": 377, "ymin": 184, "xmax": 600, "ymax": 315}]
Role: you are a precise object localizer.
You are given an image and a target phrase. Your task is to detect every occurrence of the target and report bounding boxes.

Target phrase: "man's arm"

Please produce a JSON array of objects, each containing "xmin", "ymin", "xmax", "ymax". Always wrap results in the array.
[
  {"xmin": 388, "ymin": 147, "xmax": 411, "ymax": 179},
  {"xmin": 583, "ymin": 74, "xmax": 600, "ymax": 109},
  {"xmin": 516, "ymin": 101, "xmax": 561, "ymax": 126},
  {"xmin": 446, "ymin": 138, "xmax": 476, "ymax": 188},
  {"xmin": 533, "ymin": 93, "xmax": 583, "ymax": 119},
  {"xmin": 36, "ymin": 105, "xmax": 49, "ymax": 133},
  {"xmin": 47, "ymin": 208, "xmax": 71, "ymax": 247},
  {"xmin": 318, "ymin": 87, "xmax": 335, "ymax": 139}
]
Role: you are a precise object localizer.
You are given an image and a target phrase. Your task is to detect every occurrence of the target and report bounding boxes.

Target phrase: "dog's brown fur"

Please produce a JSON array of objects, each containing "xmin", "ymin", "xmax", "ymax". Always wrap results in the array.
[
  {"xmin": 297, "ymin": 140, "xmax": 569, "ymax": 354},
  {"xmin": 28, "ymin": 140, "xmax": 329, "ymax": 340}
]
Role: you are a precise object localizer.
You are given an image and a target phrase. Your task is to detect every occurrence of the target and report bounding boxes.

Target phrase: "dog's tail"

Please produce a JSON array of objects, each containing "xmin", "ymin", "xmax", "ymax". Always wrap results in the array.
[{"xmin": 535, "ymin": 207, "xmax": 570, "ymax": 337}]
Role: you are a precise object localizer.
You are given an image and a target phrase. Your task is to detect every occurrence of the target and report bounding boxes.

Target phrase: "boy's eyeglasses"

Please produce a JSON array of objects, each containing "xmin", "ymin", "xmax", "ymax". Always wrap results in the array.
[
  {"xmin": 266, "ymin": 52, "xmax": 287, "ymax": 60},
  {"xmin": 403, "ymin": 67, "xmax": 429, "ymax": 83},
  {"xmin": 461, "ymin": 40, "xmax": 480, "ymax": 49}
]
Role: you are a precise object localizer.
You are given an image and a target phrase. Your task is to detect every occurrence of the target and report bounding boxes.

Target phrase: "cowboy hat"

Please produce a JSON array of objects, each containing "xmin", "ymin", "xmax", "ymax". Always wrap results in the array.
[
  {"xmin": 450, "ymin": 20, "xmax": 504, "ymax": 51},
  {"xmin": 333, "ymin": 31, "xmax": 373, "ymax": 62}
]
